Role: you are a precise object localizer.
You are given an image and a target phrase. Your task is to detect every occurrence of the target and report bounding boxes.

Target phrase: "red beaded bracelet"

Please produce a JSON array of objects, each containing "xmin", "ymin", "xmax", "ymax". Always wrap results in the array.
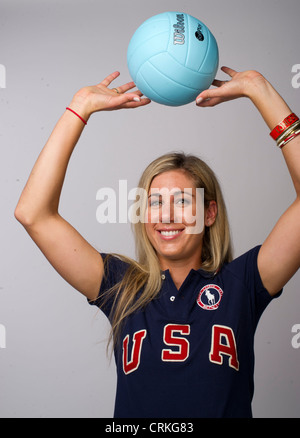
[
  {"xmin": 270, "ymin": 113, "xmax": 299, "ymax": 140},
  {"xmin": 66, "ymin": 107, "xmax": 87, "ymax": 125}
]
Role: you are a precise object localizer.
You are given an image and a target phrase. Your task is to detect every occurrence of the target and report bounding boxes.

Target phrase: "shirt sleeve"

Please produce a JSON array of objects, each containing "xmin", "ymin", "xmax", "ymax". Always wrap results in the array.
[
  {"xmin": 87, "ymin": 253, "xmax": 130, "ymax": 318},
  {"xmin": 228, "ymin": 245, "xmax": 282, "ymax": 327}
]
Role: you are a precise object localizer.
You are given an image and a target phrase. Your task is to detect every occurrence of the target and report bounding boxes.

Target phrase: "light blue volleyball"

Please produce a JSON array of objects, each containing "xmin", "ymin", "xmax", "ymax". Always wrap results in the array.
[{"xmin": 127, "ymin": 12, "xmax": 219, "ymax": 106}]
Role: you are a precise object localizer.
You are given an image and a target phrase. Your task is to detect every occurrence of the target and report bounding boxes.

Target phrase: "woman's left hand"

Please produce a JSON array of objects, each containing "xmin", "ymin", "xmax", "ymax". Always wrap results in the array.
[
  {"xmin": 196, "ymin": 66, "xmax": 266, "ymax": 107},
  {"xmin": 197, "ymin": 66, "xmax": 300, "ymax": 300}
]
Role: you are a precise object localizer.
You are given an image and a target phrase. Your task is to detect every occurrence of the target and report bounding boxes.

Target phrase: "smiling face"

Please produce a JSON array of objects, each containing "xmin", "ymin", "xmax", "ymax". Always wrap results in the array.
[{"xmin": 144, "ymin": 169, "xmax": 216, "ymax": 270}]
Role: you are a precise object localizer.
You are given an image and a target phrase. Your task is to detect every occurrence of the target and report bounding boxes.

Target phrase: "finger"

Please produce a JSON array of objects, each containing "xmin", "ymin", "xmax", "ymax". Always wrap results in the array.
[
  {"xmin": 196, "ymin": 97, "xmax": 223, "ymax": 107},
  {"xmin": 117, "ymin": 93, "xmax": 141, "ymax": 104},
  {"xmin": 112, "ymin": 87, "xmax": 146, "ymax": 100},
  {"xmin": 133, "ymin": 90, "xmax": 144, "ymax": 97},
  {"xmin": 212, "ymin": 79, "xmax": 228, "ymax": 88},
  {"xmin": 108, "ymin": 93, "xmax": 150, "ymax": 109},
  {"xmin": 110, "ymin": 92, "xmax": 143, "ymax": 107},
  {"xmin": 117, "ymin": 81, "xmax": 136, "ymax": 93},
  {"xmin": 100, "ymin": 71, "xmax": 120, "ymax": 87},
  {"xmin": 196, "ymin": 87, "xmax": 221, "ymax": 104},
  {"xmin": 221, "ymin": 66, "xmax": 237, "ymax": 77},
  {"xmin": 122, "ymin": 97, "xmax": 152, "ymax": 109}
]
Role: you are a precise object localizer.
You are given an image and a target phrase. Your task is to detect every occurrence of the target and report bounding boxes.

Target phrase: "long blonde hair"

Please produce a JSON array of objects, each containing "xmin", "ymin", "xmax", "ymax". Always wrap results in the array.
[{"xmin": 101, "ymin": 152, "xmax": 233, "ymax": 351}]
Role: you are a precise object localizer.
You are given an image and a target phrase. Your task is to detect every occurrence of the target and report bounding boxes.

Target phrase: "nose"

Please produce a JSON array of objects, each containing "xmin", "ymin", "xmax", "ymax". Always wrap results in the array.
[{"xmin": 161, "ymin": 197, "xmax": 174, "ymax": 223}]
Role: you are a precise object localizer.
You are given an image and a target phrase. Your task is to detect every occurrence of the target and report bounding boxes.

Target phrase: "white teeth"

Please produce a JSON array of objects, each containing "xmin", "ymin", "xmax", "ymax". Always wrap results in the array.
[{"xmin": 160, "ymin": 230, "xmax": 181, "ymax": 236}]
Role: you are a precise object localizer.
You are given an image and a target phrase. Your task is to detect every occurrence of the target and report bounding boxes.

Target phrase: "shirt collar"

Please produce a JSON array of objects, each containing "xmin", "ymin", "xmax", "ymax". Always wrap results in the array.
[
  {"xmin": 161, "ymin": 267, "xmax": 216, "ymax": 281},
  {"xmin": 192, "ymin": 268, "xmax": 216, "ymax": 279}
]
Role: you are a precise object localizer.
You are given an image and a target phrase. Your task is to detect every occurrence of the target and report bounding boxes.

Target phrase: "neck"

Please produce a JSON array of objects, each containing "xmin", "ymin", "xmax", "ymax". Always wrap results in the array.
[{"xmin": 159, "ymin": 256, "xmax": 201, "ymax": 290}]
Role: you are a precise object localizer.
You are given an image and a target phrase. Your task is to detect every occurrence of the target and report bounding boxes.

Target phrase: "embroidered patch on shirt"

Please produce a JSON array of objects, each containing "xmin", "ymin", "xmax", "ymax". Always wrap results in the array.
[{"xmin": 197, "ymin": 284, "xmax": 224, "ymax": 310}]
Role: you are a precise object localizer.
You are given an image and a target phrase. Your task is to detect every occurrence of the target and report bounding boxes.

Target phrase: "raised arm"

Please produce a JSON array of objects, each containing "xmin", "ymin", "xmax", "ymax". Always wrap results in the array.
[
  {"xmin": 196, "ymin": 67, "xmax": 300, "ymax": 296},
  {"xmin": 14, "ymin": 72, "xmax": 150, "ymax": 301}
]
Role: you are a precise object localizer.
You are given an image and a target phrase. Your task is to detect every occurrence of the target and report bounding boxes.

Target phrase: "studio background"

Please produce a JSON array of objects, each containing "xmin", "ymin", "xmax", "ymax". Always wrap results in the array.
[{"xmin": 1, "ymin": 0, "xmax": 299, "ymax": 418}]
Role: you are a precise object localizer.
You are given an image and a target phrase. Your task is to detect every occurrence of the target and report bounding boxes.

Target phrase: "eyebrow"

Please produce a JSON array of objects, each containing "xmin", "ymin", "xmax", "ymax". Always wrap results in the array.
[{"xmin": 148, "ymin": 190, "xmax": 195, "ymax": 198}]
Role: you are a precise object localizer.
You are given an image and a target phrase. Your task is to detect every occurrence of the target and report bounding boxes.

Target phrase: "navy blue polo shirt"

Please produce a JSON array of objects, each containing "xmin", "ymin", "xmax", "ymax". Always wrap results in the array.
[{"xmin": 89, "ymin": 245, "xmax": 281, "ymax": 418}]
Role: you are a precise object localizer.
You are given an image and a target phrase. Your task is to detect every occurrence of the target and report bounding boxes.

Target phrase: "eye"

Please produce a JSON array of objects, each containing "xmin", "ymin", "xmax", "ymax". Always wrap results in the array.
[
  {"xmin": 149, "ymin": 198, "xmax": 162, "ymax": 207},
  {"xmin": 175, "ymin": 197, "xmax": 191, "ymax": 206}
]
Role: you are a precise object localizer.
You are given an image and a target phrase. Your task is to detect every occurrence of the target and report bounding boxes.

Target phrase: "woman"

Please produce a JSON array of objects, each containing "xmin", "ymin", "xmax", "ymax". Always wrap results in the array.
[{"xmin": 15, "ymin": 67, "xmax": 300, "ymax": 418}]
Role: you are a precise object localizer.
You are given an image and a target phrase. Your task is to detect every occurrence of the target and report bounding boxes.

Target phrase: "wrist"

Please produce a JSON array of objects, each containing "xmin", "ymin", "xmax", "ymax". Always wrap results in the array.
[
  {"xmin": 66, "ymin": 107, "xmax": 88, "ymax": 125},
  {"xmin": 243, "ymin": 72, "xmax": 270, "ymax": 100},
  {"xmin": 245, "ymin": 73, "xmax": 292, "ymax": 130},
  {"xmin": 68, "ymin": 102, "xmax": 91, "ymax": 123},
  {"xmin": 68, "ymin": 91, "xmax": 94, "ymax": 122}
]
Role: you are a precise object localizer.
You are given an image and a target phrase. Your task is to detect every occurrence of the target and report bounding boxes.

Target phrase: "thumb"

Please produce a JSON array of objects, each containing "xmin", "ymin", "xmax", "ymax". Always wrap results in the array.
[
  {"xmin": 119, "ymin": 93, "xmax": 141, "ymax": 104},
  {"xmin": 196, "ymin": 88, "xmax": 216, "ymax": 103},
  {"xmin": 104, "ymin": 93, "xmax": 141, "ymax": 110},
  {"xmin": 196, "ymin": 89, "xmax": 223, "ymax": 107}
]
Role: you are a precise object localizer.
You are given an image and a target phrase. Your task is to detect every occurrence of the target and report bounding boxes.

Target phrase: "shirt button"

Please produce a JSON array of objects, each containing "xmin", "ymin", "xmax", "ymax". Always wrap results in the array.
[
  {"xmin": 161, "ymin": 274, "xmax": 166, "ymax": 280},
  {"xmin": 170, "ymin": 296, "xmax": 175, "ymax": 302}
]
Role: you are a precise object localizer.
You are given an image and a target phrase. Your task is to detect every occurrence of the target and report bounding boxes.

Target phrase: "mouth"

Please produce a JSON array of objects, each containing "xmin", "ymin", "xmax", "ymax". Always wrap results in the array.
[
  {"xmin": 156, "ymin": 228, "xmax": 184, "ymax": 240},
  {"xmin": 160, "ymin": 230, "xmax": 181, "ymax": 236}
]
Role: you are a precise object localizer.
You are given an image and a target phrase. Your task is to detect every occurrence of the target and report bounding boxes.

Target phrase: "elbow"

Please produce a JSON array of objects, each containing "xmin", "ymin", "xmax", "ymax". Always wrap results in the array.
[
  {"xmin": 14, "ymin": 201, "xmax": 58, "ymax": 229},
  {"xmin": 14, "ymin": 203, "xmax": 34, "ymax": 228},
  {"xmin": 14, "ymin": 201, "xmax": 41, "ymax": 229}
]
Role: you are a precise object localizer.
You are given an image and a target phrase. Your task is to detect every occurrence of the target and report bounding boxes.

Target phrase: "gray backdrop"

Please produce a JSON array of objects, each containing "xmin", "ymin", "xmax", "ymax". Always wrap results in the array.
[{"xmin": 1, "ymin": 0, "xmax": 300, "ymax": 418}]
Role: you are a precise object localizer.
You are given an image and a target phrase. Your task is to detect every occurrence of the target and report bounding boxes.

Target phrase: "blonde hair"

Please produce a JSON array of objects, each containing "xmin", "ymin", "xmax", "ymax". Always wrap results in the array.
[{"xmin": 101, "ymin": 152, "xmax": 233, "ymax": 351}]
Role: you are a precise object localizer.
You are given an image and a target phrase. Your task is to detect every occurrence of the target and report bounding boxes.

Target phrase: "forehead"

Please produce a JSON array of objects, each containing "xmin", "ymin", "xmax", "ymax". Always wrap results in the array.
[{"xmin": 149, "ymin": 169, "xmax": 196, "ymax": 190}]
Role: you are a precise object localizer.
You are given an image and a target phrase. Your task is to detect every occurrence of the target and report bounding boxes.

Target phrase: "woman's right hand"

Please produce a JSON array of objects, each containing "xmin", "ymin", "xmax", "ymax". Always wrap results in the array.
[{"xmin": 68, "ymin": 71, "xmax": 151, "ymax": 121}]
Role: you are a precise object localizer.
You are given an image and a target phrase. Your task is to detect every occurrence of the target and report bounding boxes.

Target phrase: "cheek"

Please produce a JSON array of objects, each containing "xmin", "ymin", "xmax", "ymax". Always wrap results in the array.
[
  {"xmin": 183, "ymin": 198, "xmax": 205, "ymax": 231},
  {"xmin": 146, "ymin": 205, "xmax": 160, "ymax": 224},
  {"xmin": 145, "ymin": 221, "xmax": 155, "ymax": 241},
  {"xmin": 144, "ymin": 222, "xmax": 159, "ymax": 252},
  {"xmin": 181, "ymin": 205, "xmax": 195, "ymax": 225}
]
